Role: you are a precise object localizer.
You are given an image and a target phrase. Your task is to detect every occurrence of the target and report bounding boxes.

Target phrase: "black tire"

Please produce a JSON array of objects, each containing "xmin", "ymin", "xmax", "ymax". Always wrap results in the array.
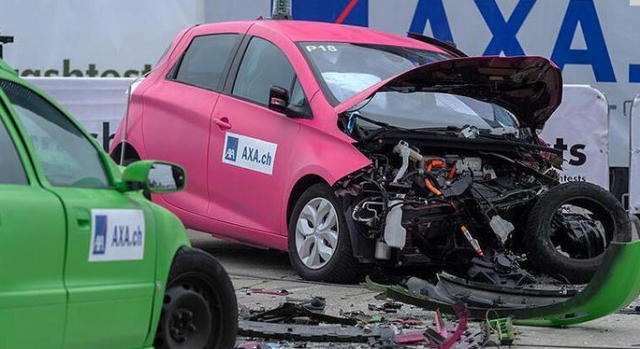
[
  {"xmin": 524, "ymin": 182, "xmax": 631, "ymax": 284},
  {"xmin": 155, "ymin": 248, "xmax": 238, "ymax": 349},
  {"xmin": 288, "ymin": 183, "xmax": 359, "ymax": 283}
]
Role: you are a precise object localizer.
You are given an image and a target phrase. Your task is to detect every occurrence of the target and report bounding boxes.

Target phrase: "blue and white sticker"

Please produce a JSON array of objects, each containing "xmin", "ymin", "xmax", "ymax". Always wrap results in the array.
[
  {"xmin": 89, "ymin": 209, "xmax": 145, "ymax": 262},
  {"xmin": 222, "ymin": 132, "xmax": 278, "ymax": 175}
]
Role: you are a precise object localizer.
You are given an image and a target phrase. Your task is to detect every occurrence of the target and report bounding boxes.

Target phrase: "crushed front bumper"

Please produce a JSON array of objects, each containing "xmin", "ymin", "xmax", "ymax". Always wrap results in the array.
[{"xmin": 367, "ymin": 241, "xmax": 640, "ymax": 327}]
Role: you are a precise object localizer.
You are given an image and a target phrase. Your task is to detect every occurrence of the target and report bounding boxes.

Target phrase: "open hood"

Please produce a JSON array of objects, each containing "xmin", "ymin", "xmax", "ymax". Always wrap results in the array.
[{"xmin": 335, "ymin": 56, "xmax": 563, "ymax": 129}]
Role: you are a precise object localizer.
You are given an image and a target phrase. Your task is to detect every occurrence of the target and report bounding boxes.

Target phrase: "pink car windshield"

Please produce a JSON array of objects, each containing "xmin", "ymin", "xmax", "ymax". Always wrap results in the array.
[
  {"xmin": 302, "ymin": 42, "xmax": 450, "ymax": 104},
  {"xmin": 302, "ymin": 42, "xmax": 518, "ymax": 131}
]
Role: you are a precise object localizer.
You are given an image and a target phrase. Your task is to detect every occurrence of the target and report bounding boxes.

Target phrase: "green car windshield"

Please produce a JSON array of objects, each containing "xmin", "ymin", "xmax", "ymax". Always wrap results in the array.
[{"xmin": 302, "ymin": 42, "xmax": 519, "ymax": 132}]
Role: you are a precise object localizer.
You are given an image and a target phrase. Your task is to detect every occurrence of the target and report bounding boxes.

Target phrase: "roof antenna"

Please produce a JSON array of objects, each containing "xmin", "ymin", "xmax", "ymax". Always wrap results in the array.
[
  {"xmin": 0, "ymin": 31, "xmax": 15, "ymax": 59},
  {"xmin": 271, "ymin": 0, "xmax": 291, "ymax": 19}
]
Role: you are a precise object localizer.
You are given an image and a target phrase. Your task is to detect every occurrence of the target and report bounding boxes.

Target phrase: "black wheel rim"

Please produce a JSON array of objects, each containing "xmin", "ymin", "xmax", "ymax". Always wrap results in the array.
[
  {"xmin": 548, "ymin": 196, "xmax": 616, "ymax": 261},
  {"xmin": 156, "ymin": 272, "xmax": 224, "ymax": 349}
]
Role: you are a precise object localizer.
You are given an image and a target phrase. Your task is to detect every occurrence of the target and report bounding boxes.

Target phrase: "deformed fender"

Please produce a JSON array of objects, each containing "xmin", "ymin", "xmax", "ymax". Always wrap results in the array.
[
  {"xmin": 281, "ymin": 124, "xmax": 371, "ymax": 234},
  {"xmin": 287, "ymin": 126, "xmax": 371, "ymax": 187},
  {"xmin": 367, "ymin": 241, "xmax": 640, "ymax": 327},
  {"xmin": 142, "ymin": 201, "xmax": 191, "ymax": 347}
]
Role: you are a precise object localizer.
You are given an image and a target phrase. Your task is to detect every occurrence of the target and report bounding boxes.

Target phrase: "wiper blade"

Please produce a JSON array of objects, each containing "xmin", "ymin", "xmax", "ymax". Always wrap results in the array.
[
  {"xmin": 349, "ymin": 112, "xmax": 407, "ymax": 131},
  {"xmin": 410, "ymin": 126, "xmax": 521, "ymax": 140},
  {"xmin": 410, "ymin": 126, "xmax": 463, "ymax": 133}
]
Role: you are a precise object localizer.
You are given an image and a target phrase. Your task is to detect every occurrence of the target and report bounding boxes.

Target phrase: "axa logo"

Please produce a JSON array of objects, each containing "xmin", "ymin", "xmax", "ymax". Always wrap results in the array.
[
  {"xmin": 241, "ymin": 147, "xmax": 273, "ymax": 166},
  {"xmin": 93, "ymin": 215, "xmax": 108, "ymax": 255},
  {"xmin": 225, "ymin": 136, "xmax": 239, "ymax": 162}
]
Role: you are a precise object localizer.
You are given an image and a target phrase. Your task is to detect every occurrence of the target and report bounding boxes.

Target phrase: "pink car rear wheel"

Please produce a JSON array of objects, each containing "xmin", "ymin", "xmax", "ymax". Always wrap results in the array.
[{"xmin": 288, "ymin": 183, "xmax": 359, "ymax": 283}]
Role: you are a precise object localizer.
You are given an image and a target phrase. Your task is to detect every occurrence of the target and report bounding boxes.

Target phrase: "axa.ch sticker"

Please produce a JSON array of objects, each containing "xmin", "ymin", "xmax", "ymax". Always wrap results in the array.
[{"xmin": 89, "ymin": 209, "xmax": 145, "ymax": 262}]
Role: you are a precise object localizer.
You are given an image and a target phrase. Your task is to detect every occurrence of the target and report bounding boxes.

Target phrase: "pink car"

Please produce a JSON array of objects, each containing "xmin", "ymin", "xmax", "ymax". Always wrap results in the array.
[{"xmin": 111, "ymin": 20, "xmax": 630, "ymax": 284}]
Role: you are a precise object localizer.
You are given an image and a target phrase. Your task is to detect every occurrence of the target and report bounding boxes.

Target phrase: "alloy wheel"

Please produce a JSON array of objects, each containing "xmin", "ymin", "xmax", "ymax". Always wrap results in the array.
[{"xmin": 295, "ymin": 197, "xmax": 339, "ymax": 270}]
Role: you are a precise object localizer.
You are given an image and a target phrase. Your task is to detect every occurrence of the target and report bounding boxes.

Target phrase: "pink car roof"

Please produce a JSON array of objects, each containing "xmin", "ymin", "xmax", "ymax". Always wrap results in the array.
[{"xmin": 196, "ymin": 20, "xmax": 448, "ymax": 54}]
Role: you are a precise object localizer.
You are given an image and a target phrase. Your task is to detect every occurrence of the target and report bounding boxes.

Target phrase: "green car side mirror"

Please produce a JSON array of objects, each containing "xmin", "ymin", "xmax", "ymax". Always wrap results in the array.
[{"xmin": 121, "ymin": 160, "xmax": 186, "ymax": 194}]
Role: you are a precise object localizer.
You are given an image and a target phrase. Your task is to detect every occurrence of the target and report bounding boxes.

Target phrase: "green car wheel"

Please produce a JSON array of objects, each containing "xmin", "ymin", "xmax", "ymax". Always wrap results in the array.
[{"xmin": 155, "ymin": 248, "xmax": 238, "ymax": 349}]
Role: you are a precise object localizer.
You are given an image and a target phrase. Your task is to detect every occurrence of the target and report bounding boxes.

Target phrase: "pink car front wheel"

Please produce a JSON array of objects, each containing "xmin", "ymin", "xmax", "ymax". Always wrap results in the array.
[{"xmin": 288, "ymin": 184, "xmax": 360, "ymax": 283}]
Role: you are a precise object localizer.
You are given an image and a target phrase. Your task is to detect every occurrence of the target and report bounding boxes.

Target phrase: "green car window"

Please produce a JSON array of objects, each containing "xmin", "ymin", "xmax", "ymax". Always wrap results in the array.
[
  {"xmin": 0, "ymin": 118, "xmax": 28, "ymax": 185},
  {"xmin": 0, "ymin": 80, "xmax": 110, "ymax": 188}
]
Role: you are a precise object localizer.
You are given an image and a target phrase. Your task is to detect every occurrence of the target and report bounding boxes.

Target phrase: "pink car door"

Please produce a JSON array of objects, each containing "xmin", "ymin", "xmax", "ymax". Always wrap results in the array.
[
  {"xmin": 143, "ymin": 33, "xmax": 241, "ymax": 215},
  {"xmin": 207, "ymin": 36, "xmax": 310, "ymax": 235}
]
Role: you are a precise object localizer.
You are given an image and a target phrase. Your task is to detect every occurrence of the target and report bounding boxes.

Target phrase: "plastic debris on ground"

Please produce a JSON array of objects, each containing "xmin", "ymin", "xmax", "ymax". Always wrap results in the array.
[
  {"xmin": 236, "ymin": 241, "xmax": 640, "ymax": 348},
  {"xmin": 236, "ymin": 297, "xmax": 493, "ymax": 349}
]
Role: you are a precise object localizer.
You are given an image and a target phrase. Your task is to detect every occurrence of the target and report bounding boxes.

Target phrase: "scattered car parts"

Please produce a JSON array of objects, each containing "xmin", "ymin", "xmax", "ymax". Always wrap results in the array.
[{"xmin": 366, "ymin": 241, "xmax": 640, "ymax": 327}]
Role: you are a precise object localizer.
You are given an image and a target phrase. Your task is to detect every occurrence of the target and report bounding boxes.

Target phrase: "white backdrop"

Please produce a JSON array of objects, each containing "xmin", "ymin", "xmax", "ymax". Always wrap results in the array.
[
  {"xmin": 1, "ymin": 0, "xmax": 204, "ymax": 78},
  {"xmin": 3, "ymin": 0, "xmax": 638, "ymax": 167},
  {"xmin": 25, "ymin": 79, "xmax": 612, "ymax": 189},
  {"xmin": 630, "ymin": 94, "xmax": 640, "ymax": 213},
  {"xmin": 25, "ymin": 77, "xmax": 134, "ymax": 151},
  {"xmin": 540, "ymin": 85, "xmax": 610, "ymax": 189}
]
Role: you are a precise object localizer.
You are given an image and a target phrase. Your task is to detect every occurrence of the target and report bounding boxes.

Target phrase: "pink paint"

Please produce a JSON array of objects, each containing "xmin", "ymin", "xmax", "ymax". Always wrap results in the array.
[{"xmin": 109, "ymin": 20, "xmax": 450, "ymax": 250}]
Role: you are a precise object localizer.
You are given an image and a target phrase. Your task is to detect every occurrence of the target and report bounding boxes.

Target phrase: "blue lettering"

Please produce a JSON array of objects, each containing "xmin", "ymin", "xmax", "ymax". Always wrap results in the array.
[
  {"xmin": 123, "ymin": 227, "xmax": 130, "ymax": 246},
  {"xmin": 475, "ymin": 0, "xmax": 536, "ymax": 56},
  {"xmin": 630, "ymin": 65, "xmax": 640, "ymax": 83},
  {"xmin": 551, "ymin": 0, "xmax": 616, "ymax": 83},
  {"xmin": 242, "ymin": 147, "xmax": 249, "ymax": 160},
  {"xmin": 409, "ymin": 0, "xmax": 454, "ymax": 43},
  {"xmin": 112, "ymin": 226, "xmax": 120, "ymax": 246}
]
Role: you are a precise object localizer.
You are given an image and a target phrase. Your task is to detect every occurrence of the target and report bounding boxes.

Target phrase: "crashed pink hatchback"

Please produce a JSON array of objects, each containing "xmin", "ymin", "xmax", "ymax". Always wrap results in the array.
[{"xmin": 111, "ymin": 20, "xmax": 630, "ymax": 284}]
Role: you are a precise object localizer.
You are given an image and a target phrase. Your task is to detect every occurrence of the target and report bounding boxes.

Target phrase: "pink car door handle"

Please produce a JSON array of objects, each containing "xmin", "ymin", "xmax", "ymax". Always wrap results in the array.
[{"xmin": 212, "ymin": 117, "xmax": 232, "ymax": 130}]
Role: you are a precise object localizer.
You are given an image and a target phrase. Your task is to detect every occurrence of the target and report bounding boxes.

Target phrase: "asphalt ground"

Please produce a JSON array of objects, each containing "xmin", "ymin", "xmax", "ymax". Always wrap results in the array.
[{"xmin": 188, "ymin": 230, "xmax": 640, "ymax": 349}]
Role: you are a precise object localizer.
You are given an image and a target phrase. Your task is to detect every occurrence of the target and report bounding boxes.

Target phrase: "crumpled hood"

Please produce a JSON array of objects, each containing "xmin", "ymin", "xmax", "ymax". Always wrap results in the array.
[{"xmin": 335, "ymin": 56, "xmax": 563, "ymax": 129}]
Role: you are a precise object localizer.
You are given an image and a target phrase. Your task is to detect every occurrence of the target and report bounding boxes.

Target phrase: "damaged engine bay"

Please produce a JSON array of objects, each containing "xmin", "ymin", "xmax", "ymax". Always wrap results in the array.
[
  {"xmin": 233, "ymin": 54, "xmax": 640, "ymax": 349},
  {"xmin": 323, "ymin": 55, "xmax": 632, "ymax": 288},
  {"xmin": 336, "ymin": 121, "xmax": 629, "ymax": 286}
]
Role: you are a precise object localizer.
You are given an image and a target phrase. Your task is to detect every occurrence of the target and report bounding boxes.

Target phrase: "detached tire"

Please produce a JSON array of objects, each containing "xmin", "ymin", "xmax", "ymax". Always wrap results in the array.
[
  {"xmin": 288, "ymin": 183, "xmax": 359, "ymax": 283},
  {"xmin": 155, "ymin": 248, "xmax": 237, "ymax": 349},
  {"xmin": 525, "ymin": 182, "xmax": 631, "ymax": 284}
]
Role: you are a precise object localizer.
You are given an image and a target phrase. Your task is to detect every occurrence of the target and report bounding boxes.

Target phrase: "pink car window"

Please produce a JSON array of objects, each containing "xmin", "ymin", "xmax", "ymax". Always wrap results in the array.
[
  {"xmin": 232, "ymin": 37, "xmax": 295, "ymax": 105},
  {"xmin": 174, "ymin": 34, "xmax": 238, "ymax": 91}
]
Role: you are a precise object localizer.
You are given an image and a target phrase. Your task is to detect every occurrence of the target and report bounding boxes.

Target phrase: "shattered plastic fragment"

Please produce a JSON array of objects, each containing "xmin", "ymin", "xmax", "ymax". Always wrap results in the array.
[
  {"xmin": 251, "ymin": 288, "xmax": 290, "ymax": 296},
  {"xmin": 395, "ymin": 331, "xmax": 427, "ymax": 344},
  {"xmin": 366, "ymin": 241, "xmax": 640, "ymax": 327}
]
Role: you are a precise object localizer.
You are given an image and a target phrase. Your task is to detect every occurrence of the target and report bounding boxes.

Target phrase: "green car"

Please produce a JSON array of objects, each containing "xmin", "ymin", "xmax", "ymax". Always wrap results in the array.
[{"xmin": 0, "ymin": 58, "xmax": 237, "ymax": 349}]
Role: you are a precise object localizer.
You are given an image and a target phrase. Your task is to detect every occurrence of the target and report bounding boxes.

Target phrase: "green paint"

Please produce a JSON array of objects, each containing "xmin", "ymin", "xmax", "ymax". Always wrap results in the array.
[
  {"xmin": 0, "ymin": 58, "xmax": 190, "ymax": 349},
  {"xmin": 487, "ymin": 318, "xmax": 515, "ymax": 345}
]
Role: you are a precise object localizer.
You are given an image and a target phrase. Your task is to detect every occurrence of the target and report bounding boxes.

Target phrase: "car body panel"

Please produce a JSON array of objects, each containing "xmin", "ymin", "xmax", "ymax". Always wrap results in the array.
[
  {"xmin": 53, "ymin": 188, "xmax": 157, "ymax": 349},
  {"xmin": 110, "ymin": 21, "xmax": 375, "ymax": 250},
  {"xmin": 335, "ymin": 56, "xmax": 563, "ymax": 129},
  {"xmin": 140, "ymin": 23, "xmax": 252, "ymax": 217},
  {"xmin": 208, "ymin": 94, "xmax": 302, "ymax": 234},
  {"xmin": 251, "ymin": 20, "xmax": 447, "ymax": 52},
  {"xmin": 110, "ymin": 21, "xmax": 561, "ymax": 255},
  {"xmin": 0, "ymin": 105, "xmax": 67, "ymax": 349},
  {"xmin": 0, "ymin": 61, "xmax": 191, "ymax": 349},
  {"xmin": 142, "ymin": 74, "xmax": 220, "ymax": 215}
]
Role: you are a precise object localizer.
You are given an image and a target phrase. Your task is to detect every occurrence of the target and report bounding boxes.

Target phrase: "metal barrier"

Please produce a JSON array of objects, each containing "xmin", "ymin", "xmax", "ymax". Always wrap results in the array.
[
  {"xmin": 631, "ymin": 214, "xmax": 640, "ymax": 240},
  {"xmin": 630, "ymin": 94, "xmax": 640, "ymax": 215}
]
